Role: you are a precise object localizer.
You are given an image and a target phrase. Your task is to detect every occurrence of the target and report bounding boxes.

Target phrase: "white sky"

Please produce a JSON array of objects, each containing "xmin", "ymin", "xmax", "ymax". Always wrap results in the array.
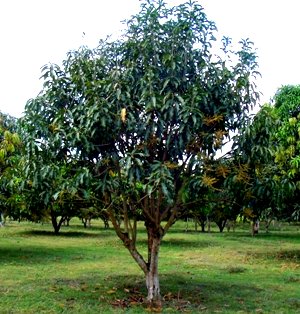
[{"xmin": 0, "ymin": 0, "xmax": 300, "ymax": 117}]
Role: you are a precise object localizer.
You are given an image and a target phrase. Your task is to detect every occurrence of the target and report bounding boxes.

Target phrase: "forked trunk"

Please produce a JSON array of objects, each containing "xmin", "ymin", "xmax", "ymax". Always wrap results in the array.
[
  {"xmin": 108, "ymin": 207, "xmax": 164, "ymax": 310},
  {"xmin": 216, "ymin": 219, "xmax": 227, "ymax": 233},
  {"xmin": 50, "ymin": 211, "xmax": 65, "ymax": 234}
]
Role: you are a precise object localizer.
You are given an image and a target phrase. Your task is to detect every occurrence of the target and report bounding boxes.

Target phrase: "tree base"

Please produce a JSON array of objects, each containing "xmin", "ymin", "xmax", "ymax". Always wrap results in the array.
[{"xmin": 146, "ymin": 298, "xmax": 162, "ymax": 312}]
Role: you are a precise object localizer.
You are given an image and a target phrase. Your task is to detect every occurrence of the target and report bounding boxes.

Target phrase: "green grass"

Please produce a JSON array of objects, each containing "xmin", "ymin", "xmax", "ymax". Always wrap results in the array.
[{"xmin": 0, "ymin": 220, "xmax": 299, "ymax": 313}]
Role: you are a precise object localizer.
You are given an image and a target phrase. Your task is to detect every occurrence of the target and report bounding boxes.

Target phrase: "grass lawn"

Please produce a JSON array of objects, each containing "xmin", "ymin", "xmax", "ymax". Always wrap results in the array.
[{"xmin": 0, "ymin": 220, "xmax": 299, "ymax": 313}]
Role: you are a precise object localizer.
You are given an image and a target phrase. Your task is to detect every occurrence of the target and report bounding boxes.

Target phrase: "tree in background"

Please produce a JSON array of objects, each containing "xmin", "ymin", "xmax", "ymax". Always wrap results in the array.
[
  {"xmin": 0, "ymin": 112, "xmax": 22, "ymax": 224},
  {"xmin": 273, "ymin": 85, "xmax": 300, "ymax": 221},
  {"xmin": 227, "ymin": 85, "xmax": 300, "ymax": 232},
  {"xmin": 228, "ymin": 105, "xmax": 278, "ymax": 234},
  {"xmin": 23, "ymin": 0, "xmax": 259, "ymax": 307},
  {"xmin": 21, "ymin": 90, "xmax": 92, "ymax": 233},
  {"xmin": 185, "ymin": 157, "xmax": 241, "ymax": 233}
]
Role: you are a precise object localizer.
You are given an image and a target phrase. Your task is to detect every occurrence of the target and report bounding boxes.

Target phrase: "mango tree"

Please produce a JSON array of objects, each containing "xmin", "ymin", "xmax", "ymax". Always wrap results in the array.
[
  {"xmin": 22, "ymin": 91, "xmax": 91, "ymax": 233},
  {"xmin": 185, "ymin": 157, "xmax": 241, "ymax": 233},
  {"xmin": 230, "ymin": 86, "xmax": 300, "ymax": 227},
  {"xmin": 272, "ymin": 85, "xmax": 300, "ymax": 221},
  {"xmin": 23, "ymin": 0, "xmax": 259, "ymax": 307},
  {"xmin": 228, "ymin": 104, "xmax": 280, "ymax": 233},
  {"xmin": 0, "ymin": 112, "xmax": 22, "ymax": 224}
]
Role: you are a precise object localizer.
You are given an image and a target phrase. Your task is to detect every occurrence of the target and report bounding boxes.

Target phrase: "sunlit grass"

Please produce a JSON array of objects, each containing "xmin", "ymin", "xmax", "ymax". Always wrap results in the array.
[{"xmin": 0, "ymin": 220, "xmax": 299, "ymax": 313}]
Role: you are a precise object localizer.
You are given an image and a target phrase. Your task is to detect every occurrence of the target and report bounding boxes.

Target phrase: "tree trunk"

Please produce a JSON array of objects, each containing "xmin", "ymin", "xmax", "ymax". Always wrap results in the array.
[
  {"xmin": 145, "ymin": 237, "xmax": 162, "ymax": 309},
  {"xmin": 108, "ymin": 205, "xmax": 164, "ymax": 310},
  {"xmin": 265, "ymin": 218, "xmax": 271, "ymax": 233},
  {"xmin": 51, "ymin": 215, "xmax": 60, "ymax": 234},
  {"xmin": 185, "ymin": 217, "xmax": 189, "ymax": 232},
  {"xmin": 252, "ymin": 220, "xmax": 260, "ymax": 236},
  {"xmin": 82, "ymin": 218, "xmax": 87, "ymax": 228},
  {"xmin": 66, "ymin": 217, "xmax": 71, "ymax": 226},
  {"xmin": 103, "ymin": 218, "xmax": 109, "ymax": 229},
  {"xmin": 200, "ymin": 220, "xmax": 206, "ymax": 232},
  {"xmin": 216, "ymin": 219, "xmax": 227, "ymax": 232},
  {"xmin": 87, "ymin": 218, "xmax": 91, "ymax": 227},
  {"xmin": 118, "ymin": 230, "xmax": 162, "ymax": 309},
  {"xmin": 207, "ymin": 216, "xmax": 211, "ymax": 233},
  {"xmin": 0, "ymin": 212, "xmax": 4, "ymax": 227},
  {"xmin": 50, "ymin": 212, "xmax": 65, "ymax": 234}
]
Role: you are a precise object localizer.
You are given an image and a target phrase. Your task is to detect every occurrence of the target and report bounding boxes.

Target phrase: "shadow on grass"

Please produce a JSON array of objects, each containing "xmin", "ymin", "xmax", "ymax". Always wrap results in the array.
[
  {"xmin": 224, "ymin": 231, "xmax": 300, "ymax": 242},
  {"xmin": 249, "ymin": 249, "xmax": 300, "ymax": 263},
  {"xmin": 274, "ymin": 249, "xmax": 300, "ymax": 261},
  {"xmin": 0, "ymin": 245, "xmax": 102, "ymax": 266},
  {"xmin": 31, "ymin": 272, "xmax": 290, "ymax": 313},
  {"xmin": 167, "ymin": 227, "xmax": 227, "ymax": 235},
  {"xmin": 93, "ymin": 272, "xmax": 266, "ymax": 312},
  {"xmin": 133, "ymin": 237, "xmax": 219, "ymax": 250},
  {"xmin": 161, "ymin": 238, "xmax": 218, "ymax": 249},
  {"xmin": 0, "ymin": 246, "xmax": 67, "ymax": 265},
  {"xmin": 1, "ymin": 268, "xmax": 299, "ymax": 313},
  {"xmin": 19, "ymin": 228, "xmax": 115, "ymax": 238}
]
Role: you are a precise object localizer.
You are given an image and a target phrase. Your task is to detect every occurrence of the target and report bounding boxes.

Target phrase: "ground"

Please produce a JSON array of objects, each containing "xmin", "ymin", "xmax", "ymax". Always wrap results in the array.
[{"xmin": 0, "ymin": 220, "xmax": 299, "ymax": 313}]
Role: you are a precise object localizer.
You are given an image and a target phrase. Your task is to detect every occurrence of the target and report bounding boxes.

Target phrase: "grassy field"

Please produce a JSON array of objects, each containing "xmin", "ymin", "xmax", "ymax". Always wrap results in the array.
[{"xmin": 0, "ymin": 220, "xmax": 299, "ymax": 314}]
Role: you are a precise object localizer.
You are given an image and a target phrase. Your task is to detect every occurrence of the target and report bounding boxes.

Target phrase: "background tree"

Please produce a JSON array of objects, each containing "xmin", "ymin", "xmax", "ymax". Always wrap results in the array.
[
  {"xmin": 229, "ymin": 105, "xmax": 278, "ymax": 234},
  {"xmin": 0, "ymin": 112, "xmax": 22, "ymax": 225},
  {"xmin": 182, "ymin": 186, "xmax": 212, "ymax": 233},
  {"xmin": 272, "ymin": 85, "xmax": 300, "ymax": 222},
  {"xmin": 22, "ymin": 91, "xmax": 91, "ymax": 233},
  {"xmin": 23, "ymin": 0, "xmax": 259, "ymax": 307},
  {"xmin": 229, "ymin": 85, "xmax": 300, "ymax": 229},
  {"xmin": 186, "ymin": 157, "xmax": 241, "ymax": 233}
]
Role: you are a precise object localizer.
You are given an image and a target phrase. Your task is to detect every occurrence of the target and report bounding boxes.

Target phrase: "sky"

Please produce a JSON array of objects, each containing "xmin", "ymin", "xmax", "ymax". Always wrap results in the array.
[{"xmin": 1, "ymin": 0, "xmax": 300, "ymax": 118}]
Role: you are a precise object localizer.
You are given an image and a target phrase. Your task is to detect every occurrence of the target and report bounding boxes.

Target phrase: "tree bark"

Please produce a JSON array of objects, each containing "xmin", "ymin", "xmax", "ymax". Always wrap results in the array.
[
  {"xmin": 145, "ymin": 237, "xmax": 162, "ymax": 308},
  {"xmin": 108, "ymin": 202, "xmax": 164, "ymax": 310},
  {"xmin": 51, "ymin": 215, "xmax": 61, "ymax": 234},
  {"xmin": 207, "ymin": 217, "xmax": 211, "ymax": 233},
  {"xmin": 252, "ymin": 220, "xmax": 260, "ymax": 236},
  {"xmin": 0, "ymin": 212, "xmax": 4, "ymax": 227}
]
